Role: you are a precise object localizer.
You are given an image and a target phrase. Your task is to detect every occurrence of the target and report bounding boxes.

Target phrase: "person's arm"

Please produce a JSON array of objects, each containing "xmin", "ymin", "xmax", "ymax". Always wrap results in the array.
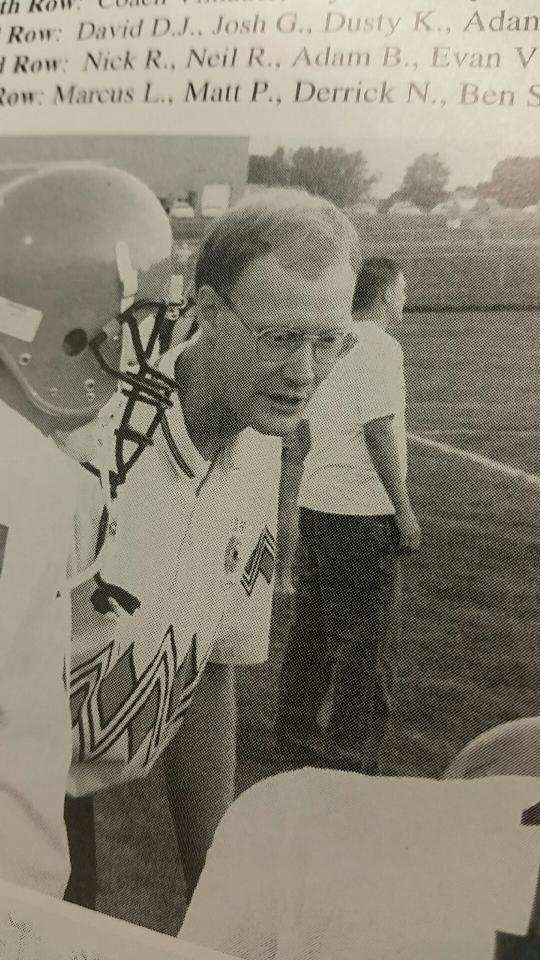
[
  {"xmin": 0, "ymin": 490, "xmax": 72, "ymax": 897},
  {"xmin": 275, "ymin": 420, "xmax": 310, "ymax": 592},
  {"xmin": 364, "ymin": 415, "xmax": 421, "ymax": 551}
]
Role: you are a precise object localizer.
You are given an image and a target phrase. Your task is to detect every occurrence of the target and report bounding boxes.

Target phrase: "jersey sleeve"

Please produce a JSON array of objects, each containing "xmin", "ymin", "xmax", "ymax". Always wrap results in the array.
[{"xmin": 0, "ymin": 460, "xmax": 74, "ymax": 897}]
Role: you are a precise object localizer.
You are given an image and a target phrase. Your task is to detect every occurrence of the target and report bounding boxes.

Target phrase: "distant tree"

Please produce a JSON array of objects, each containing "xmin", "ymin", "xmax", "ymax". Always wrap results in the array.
[
  {"xmin": 248, "ymin": 147, "xmax": 291, "ymax": 186},
  {"xmin": 477, "ymin": 156, "xmax": 540, "ymax": 208},
  {"xmin": 397, "ymin": 153, "xmax": 450, "ymax": 210},
  {"xmin": 378, "ymin": 191, "xmax": 401, "ymax": 215},
  {"xmin": 289, "ymin": 146, "xmax": 377, "ymax": 207},
  {"xmin": 454, "ymin": 184, "xmax": 478, "ymax": 199}
]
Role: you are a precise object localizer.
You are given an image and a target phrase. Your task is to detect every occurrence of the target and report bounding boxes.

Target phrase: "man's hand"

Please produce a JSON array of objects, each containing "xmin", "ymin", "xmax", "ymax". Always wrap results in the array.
[{"xmin": 394, "ymin": 506, "xmax": 421, "ymax": 553}]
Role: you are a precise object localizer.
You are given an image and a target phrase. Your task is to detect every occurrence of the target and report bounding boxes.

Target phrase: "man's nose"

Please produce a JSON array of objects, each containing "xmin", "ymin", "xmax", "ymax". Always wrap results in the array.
[{"xmin": 282, "ymin": 339, "xmax": 316, "ymax": 383}]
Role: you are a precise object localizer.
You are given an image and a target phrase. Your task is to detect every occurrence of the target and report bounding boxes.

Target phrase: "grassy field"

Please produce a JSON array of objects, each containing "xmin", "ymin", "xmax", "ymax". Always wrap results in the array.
[
  {"xmin": 94, "ymin": 308, "xmax": 539, "ymax": 934},
  {"xmin": 236, "ymin": 308, "xmax": 539, "ymax": 784},
  {"xmin": 173, "ymin": 219, "xmax": 540, "ymax": 311},
  {"xmin": 348, "ymin": 215, "xmax": 540, "ymax": 309}
]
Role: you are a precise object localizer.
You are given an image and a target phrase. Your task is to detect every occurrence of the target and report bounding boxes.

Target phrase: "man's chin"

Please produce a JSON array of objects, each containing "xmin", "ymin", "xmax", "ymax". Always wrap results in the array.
[{"xmin": 251, "ymin": 409, "xmax": 304, "ymax": 437}]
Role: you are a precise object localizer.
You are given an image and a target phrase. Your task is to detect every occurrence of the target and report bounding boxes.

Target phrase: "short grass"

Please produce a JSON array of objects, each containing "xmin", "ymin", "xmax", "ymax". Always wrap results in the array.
[{"xmin": 94, "ymin": 309, "xmax": 540, "ymax": 934}]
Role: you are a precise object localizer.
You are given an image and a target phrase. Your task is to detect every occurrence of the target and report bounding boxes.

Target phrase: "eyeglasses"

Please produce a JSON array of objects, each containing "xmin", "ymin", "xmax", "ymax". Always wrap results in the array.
[{"xmin": 218, "ymin": 291, "xmax": 348, "ymax": 366}]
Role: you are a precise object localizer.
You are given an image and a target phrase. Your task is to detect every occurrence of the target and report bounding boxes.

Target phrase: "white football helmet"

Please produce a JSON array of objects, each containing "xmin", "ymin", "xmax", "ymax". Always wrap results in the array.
[{"xmin": 0, "ymin": 164, "xmax": 180, "ymax": 425}]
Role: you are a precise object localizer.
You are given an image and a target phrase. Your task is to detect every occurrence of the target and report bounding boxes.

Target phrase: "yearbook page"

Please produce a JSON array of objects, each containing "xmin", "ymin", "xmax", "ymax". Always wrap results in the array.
[{"xmin": 0, "ymin": 0, "xmax": 538, "ymax": 958}]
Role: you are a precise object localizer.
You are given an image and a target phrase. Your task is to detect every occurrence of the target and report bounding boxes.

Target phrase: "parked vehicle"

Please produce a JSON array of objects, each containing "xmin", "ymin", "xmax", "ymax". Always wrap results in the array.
[{"xmin": 201, "ymin": 184, "xmax": 231, "ymax": 218}]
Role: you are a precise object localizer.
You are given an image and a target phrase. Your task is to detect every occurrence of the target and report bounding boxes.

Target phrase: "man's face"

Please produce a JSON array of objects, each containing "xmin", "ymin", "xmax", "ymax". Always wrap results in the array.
[
  {"xmin": 384, "ymin": 271, "xmax": 407, "ymax": 324},
  {"xmin": 201, "ymin": 251, "xmax": 355, "ymax": 436}
]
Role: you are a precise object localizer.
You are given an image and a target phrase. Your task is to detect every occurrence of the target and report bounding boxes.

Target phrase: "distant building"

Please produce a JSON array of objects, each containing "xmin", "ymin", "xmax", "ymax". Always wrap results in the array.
[
  {"xmin": 431, "ymin": 200, "xmax": 453, "ymax": 216},
  {"xmin": 244, "ymin": 182, "xmax": 283, "ymax": 195},
  {"xmin": 348, "ymin": 200, "xmax": 378, "ymax": 218},
  {"xmin": 431, "ymin": 196, "xmax": 477, "ymax": 217},
  {"xmin": 387, "ymin": 200, "xmax": 424, "ymax": 218},
  {"xmin": 454, "ymin": 186, "xmax": 476, "ymax": 198},
  {"xmin": 430, "ymin": 194, "xmax": 478, "ymax": 229},
  {"xmin": 473, "ymin": 197, "xmax": 503, "ymax": 216}
]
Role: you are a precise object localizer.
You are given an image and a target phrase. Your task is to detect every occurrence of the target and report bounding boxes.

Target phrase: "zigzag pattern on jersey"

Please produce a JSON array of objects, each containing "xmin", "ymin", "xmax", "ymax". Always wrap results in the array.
[
  {"xmin": 522, "ymin": 802, "xmax": 540, "ymax": 825},
  {"xmin": 241, "ymin": 525, "xmax": 276, "ymax": 597},
  {"xmin": 70, "ymin": 627, "xmax": 206, "ymax": 768}
]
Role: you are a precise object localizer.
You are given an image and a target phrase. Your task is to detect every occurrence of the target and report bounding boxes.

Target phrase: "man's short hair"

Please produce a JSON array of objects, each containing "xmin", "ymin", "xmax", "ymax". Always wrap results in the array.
[
  {"xmin": 194, "ymin": 188, "xmax": 361, "ymax": 296},
  {"xmin": 352, "ymin": 256, "xmax": 401, "ymax": 313}
]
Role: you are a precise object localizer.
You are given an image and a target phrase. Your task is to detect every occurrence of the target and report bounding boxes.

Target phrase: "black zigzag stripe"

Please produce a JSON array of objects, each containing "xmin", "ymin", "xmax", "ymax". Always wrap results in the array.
[
  {"xmin": 71, "ymin": 629, "xmax": 177, "ymax": 760},
  {"xmin": 70, "ymin": 630, "xmax": 203, "ymax": 768},
  {"xmin": 70, "ymin": 641, "xmax": 115, "ymax": 761},
  {"xmin": 241, "ymin": 526, "xmax": 276, "ymax": 596},
  {"xmin": 522, "ymin": 802, "xmax": 540, "ymax": 825}
]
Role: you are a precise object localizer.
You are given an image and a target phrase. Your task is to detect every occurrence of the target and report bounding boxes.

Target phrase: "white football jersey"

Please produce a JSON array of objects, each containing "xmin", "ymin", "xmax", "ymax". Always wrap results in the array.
[
  {"xmin": 0, "ymin": 403, "xmax": 78, "ymax": 896},
  {"xmin": 65, "ymin": 343, "xmax": 280, "ymax": 796}
]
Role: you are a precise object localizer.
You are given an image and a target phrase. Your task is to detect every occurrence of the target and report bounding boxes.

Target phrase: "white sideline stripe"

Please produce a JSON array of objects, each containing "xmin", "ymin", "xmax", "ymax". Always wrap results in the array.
[
  {"xmin": 413, "ymin": 401, "xmax": 539, "ymax": 408},
  {"xmin": 407, "ymin": 432, "xmax": 540, "ymax": 490},
  {"xmin": 419, "ymin": 515, "xmax": 535, "ymax": 543},
  {"xmin": 419, "ymin": 429, "xmax": 540, "ymax": 437}
]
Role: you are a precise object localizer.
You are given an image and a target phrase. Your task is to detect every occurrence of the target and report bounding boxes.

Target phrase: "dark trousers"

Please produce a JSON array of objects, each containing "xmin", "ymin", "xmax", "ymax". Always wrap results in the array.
[
  {"xmin": 64, "ymin": 794, "xmax": 97, "ymax": 909},
  {"xmin": 277, "ymin": 508, "xmax": 402, "ymax": 769}
]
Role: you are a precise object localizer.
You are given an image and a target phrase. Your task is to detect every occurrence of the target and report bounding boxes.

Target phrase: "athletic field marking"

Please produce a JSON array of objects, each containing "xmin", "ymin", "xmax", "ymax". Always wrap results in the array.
[
  {"xmin": 417, "ymin": 429, "xmax": 540, "ymax": 438},
  {"xmin": 418, "ymin": 515, "xmax": 537, "ymax": 545},
  {"xmin": 407, "ymin": 432, "xmax": 540, "ymax": 490},
  {"xmin": 412, "ymin": 401, "xmax": 539, "ymax": 409}
]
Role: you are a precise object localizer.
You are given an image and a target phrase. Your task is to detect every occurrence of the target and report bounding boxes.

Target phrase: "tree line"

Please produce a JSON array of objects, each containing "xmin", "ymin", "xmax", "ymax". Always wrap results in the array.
[{"xmin": 248, "ymin": 148, "xmax": 540, "ymax": 211}]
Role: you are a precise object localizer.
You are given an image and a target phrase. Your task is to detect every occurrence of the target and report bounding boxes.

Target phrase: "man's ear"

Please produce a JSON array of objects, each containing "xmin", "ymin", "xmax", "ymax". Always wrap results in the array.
[
  {"xmin": 381, "ymin": 285, "xmax": 392, "ymax": 308},
  {"xmin": 196, "ymin": 285, "xmax": 221, "ymax": 338}
]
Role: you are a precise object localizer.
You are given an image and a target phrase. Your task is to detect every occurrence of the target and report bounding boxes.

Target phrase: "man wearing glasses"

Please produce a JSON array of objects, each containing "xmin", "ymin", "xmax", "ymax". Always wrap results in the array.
[
  {"xmin": 181, "ymin": 198, "xmax": 358, "ymax": 445},
  {"xmin": 68, "ymin": 188, "xmax": 360, "ymax": 920},
  {"xmin": 158, "ymin": 188, "xmax": 359, "ymax": 910}
]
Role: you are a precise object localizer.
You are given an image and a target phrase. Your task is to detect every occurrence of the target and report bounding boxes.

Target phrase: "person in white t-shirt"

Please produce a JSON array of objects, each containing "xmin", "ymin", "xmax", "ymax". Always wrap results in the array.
[
  {"xmin": 0, "ymin": 163, "xmax": 177, "ymax": 897},
  {"xmin": 276, "ymin": 258, "xmax": 421, "ymax": 773},
  {"xmin": 180, "ymin": 717, "xmax": 540, "ymax": 960}
]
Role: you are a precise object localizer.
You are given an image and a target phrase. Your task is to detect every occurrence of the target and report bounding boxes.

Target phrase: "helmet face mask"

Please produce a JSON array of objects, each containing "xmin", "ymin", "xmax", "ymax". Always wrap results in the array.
[
  {"xmin": 89, "ymin": 298, "xmax": 179, "ymax": 496},
  {"xmin": 0, "ymin": 164, "xmax": 179, "ymax": 428}
]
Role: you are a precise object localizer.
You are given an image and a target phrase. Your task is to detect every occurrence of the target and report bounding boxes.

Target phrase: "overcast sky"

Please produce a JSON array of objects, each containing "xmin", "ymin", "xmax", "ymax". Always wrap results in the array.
[{"xmin": 250, "ymin": 136, "xmax": 539, "ymax": 198}]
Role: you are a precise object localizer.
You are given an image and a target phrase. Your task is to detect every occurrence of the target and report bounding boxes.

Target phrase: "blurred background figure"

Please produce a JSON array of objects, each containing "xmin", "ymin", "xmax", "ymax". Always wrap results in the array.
[{"xmin": 275, "ymin": 257, "xmax": 420, "ymax": 774}]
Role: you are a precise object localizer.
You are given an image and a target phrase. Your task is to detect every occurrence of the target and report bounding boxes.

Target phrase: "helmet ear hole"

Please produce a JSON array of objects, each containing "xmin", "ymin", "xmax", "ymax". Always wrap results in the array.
[{"xmin": 63, "ymin": 328, "xmax": 88, "ymax": 357}]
